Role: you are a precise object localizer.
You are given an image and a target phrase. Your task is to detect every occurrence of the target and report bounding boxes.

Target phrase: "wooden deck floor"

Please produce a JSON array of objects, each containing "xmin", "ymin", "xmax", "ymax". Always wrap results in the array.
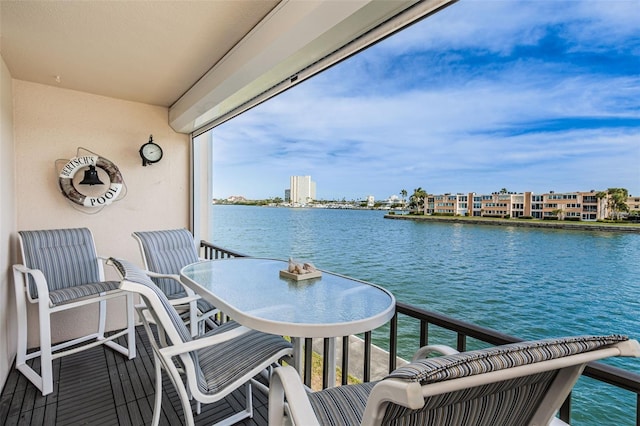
[{"xmin": 0, "ymin": 327, "xmax": 270, "ymax": 426}]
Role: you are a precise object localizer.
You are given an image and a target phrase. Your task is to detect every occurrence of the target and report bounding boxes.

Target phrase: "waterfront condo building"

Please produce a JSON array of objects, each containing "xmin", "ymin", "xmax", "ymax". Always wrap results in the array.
[
  {"xmin": 289, "ymin": 175, "xmax": 316, "ymax": 206},
  {"xmin": 424, "ymin": 190, "xmax": 615, "ymax": 221},
  {"xmin": 627, "ymin": 196, "xmax": 640, "ymax": 216}
]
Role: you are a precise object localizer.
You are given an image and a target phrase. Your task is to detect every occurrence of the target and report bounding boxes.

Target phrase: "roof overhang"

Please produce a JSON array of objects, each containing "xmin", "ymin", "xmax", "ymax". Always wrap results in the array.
[{"xmin": 170, "ymin": 0, "xmax": 457, "ymax": 135}]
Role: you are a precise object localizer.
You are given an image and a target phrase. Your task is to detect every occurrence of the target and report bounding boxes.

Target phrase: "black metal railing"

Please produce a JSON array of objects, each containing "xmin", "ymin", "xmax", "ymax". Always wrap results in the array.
[
  {"xmin": 200, "ymin": 241, "xmax": 248, "ymax": 259},
  {"xmin": 200, "ymin": 240, "xmax": 640, "ymax": 425}
]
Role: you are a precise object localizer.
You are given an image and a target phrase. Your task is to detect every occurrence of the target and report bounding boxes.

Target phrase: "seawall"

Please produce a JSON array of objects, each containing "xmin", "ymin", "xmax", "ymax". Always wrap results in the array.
[{"xmin": 384, "ymin": 214, "xmax": 640, "ymax": 233}]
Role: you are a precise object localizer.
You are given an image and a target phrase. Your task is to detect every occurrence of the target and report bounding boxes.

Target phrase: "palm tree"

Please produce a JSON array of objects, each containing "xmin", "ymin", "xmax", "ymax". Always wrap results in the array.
[
  {"xmin": 606, "ymin": 188, "xmax": 629, "ymax": 220},
  {"xmin": 400, "ymin": 189, "xmax": 407, "ymax": 213},
  {"xmin": 596, "ymin": 191, "xmax": 608, "ymax": 219},
  {"xmin": 597, "ymin": 188, "xmax": 630, "ymax": 220},
  {"xmin": 409, "ymin": 187, "xmax": 428, "ymax": 215},
  {"xmin": 499, "ymin": 188, "xmax": 508, "ymax": 194},
  {"xmin": 551, "ymin": 208, "xmax": 564, "ymax": 220}
]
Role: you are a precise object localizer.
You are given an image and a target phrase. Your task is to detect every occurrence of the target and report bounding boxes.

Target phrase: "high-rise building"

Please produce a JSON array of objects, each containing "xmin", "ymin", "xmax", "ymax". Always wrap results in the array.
[
  {"xmin": 290, "ymin": 176, "xmax": 316, "ymax": 205},
  {"xmin": 366, "ymin": 195, "xmax": 375, "ymax": 208}
]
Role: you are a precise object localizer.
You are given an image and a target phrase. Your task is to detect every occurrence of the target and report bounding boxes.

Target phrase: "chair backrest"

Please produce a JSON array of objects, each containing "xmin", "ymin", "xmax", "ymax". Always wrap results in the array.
[
  {"xmin": 110, "ymin": 257, "xmax": 193, "ymax": 344},
  {"xmin": 132, "ymin": 229, "xmax": 199, "ymax": 297},
  {"xmin": 108, "ymin": 257, "xmax": 212, "ymax": 388},
  {"xmin": 19, "ymin": 228, "xmax": 102, "ymax": 299},
  {"xmin": 375, "ymin": 335, "xmax": 635, "ymax": 425}
]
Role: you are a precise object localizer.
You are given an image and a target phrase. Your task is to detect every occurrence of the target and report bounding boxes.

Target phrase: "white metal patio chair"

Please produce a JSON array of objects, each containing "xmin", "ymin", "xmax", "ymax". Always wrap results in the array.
[
  {"xmin": 132, "ymin": 228, "xmax": 218, "ymax": 336},
  {"xmin": 270, "ymin": 335, "xmax": 640, "ymax": 426},
  {"xmin": 109, "ymin": 257, "xmax": 293, "ymax": 426},
  {"xmin": 12, "ymin": 228, "xmax": 136, "ymax": 395}
]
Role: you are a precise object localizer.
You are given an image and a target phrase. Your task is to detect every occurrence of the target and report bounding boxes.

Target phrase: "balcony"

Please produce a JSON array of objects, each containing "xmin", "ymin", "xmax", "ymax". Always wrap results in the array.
[{"xmin": 2, "ymin": 241, "xmax": 639, "ymax": 425}]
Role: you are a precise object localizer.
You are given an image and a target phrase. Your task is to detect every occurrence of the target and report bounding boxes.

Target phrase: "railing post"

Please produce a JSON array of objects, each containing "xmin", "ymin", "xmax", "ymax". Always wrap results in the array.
[
  {"xmin": 323, "ymin": 338, "xmax": 331, "ymax": 389},
  {"xmin": 304, "ymin": 338, "xmax": 313, "ymax": 388},
  {"xmin": 389, "ymin": 312, "xmax": 398, "ymax": 373},
  {"xmin": 364, "ymin": 331, "xmax": 372, "ymax": 382},
  {"xmin": 199, "ymin": 241, "xmax": 248, "ymax": 259},
  {"xmin": 341, "ymin": 336, "xmax": 349, "ymax": 385},
  {"xmin": 420, "ymin": 319, "xmax": 428, "ymax": 347},
  {"xmin": 457, "ymin": 333, "xmax": 466, "ymax": 352}
]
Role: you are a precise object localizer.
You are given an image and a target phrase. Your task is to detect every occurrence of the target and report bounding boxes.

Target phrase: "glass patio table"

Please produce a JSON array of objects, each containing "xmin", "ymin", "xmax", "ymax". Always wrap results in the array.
[{"xmin": 180, "ymin": 257, "xmax": 396, "ymax": 385}]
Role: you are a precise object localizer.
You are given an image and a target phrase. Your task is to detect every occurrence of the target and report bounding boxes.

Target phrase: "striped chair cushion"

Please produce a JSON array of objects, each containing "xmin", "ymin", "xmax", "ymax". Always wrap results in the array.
[
  {"xmin": 306, "ymin": 373, "xmax": 559, "ymax": 426},
  {"xmin": 132, "ymin": 229, "xmax": 200, "ymax": 297},
  {"xmin": 48, "ymin": 281, "xmax": 120, "ymax": 306},
  {"xmin": 19, "ymin": 228, "xmax": 102, "ymax": 300},
  {"xmin": 381, "ymin": 371, "xmax": 556, "ymax": 425},
  {"xmin": 386, "ymin": 335, "xmax": 629, "ymax": 384},
  {"xmin": 194, "ymin": 322, "xmax": 292, "ymax": 394},
  {"xmin": 308, "ymin": 382, "xmax": 378, "ymax": 426}
]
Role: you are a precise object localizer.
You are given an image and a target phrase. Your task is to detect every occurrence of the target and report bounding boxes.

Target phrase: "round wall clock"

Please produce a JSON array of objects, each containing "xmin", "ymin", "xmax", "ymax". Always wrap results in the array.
[{"xmin": 139, "ymin": 135, "xmax": 163, "ymax": 166}]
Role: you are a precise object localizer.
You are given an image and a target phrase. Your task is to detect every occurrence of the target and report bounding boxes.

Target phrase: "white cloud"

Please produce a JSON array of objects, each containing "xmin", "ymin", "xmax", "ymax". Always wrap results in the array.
[{"xmin": 212, "ymin": 0, "xmax": 640, "ymax": 200}]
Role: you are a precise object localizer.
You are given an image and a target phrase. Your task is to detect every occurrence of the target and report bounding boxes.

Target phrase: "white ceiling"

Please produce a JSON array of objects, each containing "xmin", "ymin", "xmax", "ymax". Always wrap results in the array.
[
  {"xmin": 0, "ymin": 1, "xmax": 280, "ymax": 107},
  {"xmin": 0, "ymin": 0, "xmax": 456, "ymax": 134}
]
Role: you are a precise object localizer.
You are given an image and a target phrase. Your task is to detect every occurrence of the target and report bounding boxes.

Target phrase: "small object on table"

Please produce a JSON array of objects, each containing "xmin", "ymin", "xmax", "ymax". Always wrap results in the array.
[{"xmin": 280, "ymin": 258, "xmax": 322, "ymax": 281}]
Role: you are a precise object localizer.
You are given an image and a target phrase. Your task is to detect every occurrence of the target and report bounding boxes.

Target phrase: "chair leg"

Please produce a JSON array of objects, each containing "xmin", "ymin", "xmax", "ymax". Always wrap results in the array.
[
  {"xmin": 244, "ymin": 381, "xmax": 253, "ymax": 419},
  {"xmin": 126, "ymin": 293, "xmax": 136, "ymax": 359},
  {"xmin": 99, "ymin": 292, "xmax": 136, "ymax": 359},
  {"xmin": 209, "ymin": 382, "xmax": 253, "ymax": 426},
  {"xmin": 13, "ymin": 272, "xmax": 54, "ymax": 395},
  {"xmin": 38, "ymin": 298, "xmax": 54, "ymax": 395},
  {"xmin": 189, "ymin": 301, "xmax": 198, "ymax": 337},
  {"xmin": 198, "ymin": 317, "xmax": 206, "ymax": 335},
  {"xmin": 173, "ymin": 374, "xmax": 196, "ymax": 426},
  {"xmin": 160, "ymin": 355, "xmax": 196, "ymax": 426},
  {"xmin": 14, "ymin": 274, "xmax": 30, "ymax": 378},
  {"xmin": 97, "ymin": 299, "xmax": 107, "ymax": 338},
  {"xmin": 152, "ymin": 355, "xmax": 163, "ymax": 426}
]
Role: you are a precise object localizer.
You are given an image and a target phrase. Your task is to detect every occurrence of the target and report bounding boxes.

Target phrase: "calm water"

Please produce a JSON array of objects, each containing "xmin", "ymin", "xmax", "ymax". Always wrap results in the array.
[{"xmin": 209, "ymin": 205, "xmax": 640, "ymax": 425}]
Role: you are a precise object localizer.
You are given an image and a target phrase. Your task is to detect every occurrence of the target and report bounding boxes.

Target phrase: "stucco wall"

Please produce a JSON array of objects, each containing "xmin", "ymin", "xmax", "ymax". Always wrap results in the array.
[
  {"xmin": 13, "ymin": 80, "xmax": 190, "ymax": 347},
  {"xmin": 0, "ymin": 55, "xmax": 18, "ymax": 393}
]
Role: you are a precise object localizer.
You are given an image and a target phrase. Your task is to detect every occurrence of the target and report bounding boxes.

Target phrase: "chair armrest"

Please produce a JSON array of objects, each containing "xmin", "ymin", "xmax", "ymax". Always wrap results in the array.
[
  {"xmin": 133, "ymin": 291, "xmax": 199, "ymax": 311},
  {"xmin": 143, "ymin": 271, "xmax": 197, "ymax": 297},
  {"xmin": 159, "ymin": 324, "xmax": 251, "ymax": 357},
  {"xmin": 362, "ymin": 379, "xmax": 424, "ymax": 423},
  {"xmin": 269, "ymin": 365, "xmax": 319, "ymax": 426},
  {"xmin": 12, "ymin": 264, "xmax": 49, "ymax": 303},
  {"xmin": 107, "ymin": 259, "xmax": 197, "ymax": 298},
  {"xmin": 412, "ymin": 344, "xmax": 459, "ymax": 361},
  {"xmin": 167, "ymin": 295, "xmax": 201, "ymax": 306}
]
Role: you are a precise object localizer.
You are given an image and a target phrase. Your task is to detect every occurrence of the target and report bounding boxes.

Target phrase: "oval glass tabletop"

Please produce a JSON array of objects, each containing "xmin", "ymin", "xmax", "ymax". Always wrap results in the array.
[{"xmin": 180, "ymin": 257, "xmax": 395, "ymax": 337}]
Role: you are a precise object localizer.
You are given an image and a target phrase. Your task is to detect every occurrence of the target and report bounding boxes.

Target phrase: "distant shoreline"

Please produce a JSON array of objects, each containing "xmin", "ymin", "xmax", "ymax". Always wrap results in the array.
[{"xmin": 384, "ymin": 214, "xmax": 640, "ymax": 233}]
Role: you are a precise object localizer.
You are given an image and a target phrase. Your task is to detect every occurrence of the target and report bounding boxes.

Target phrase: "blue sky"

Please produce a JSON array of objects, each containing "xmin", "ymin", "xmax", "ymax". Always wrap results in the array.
[{"xmin": 211, "ymin": 0, "xmax": 640, "ymax": 201}]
